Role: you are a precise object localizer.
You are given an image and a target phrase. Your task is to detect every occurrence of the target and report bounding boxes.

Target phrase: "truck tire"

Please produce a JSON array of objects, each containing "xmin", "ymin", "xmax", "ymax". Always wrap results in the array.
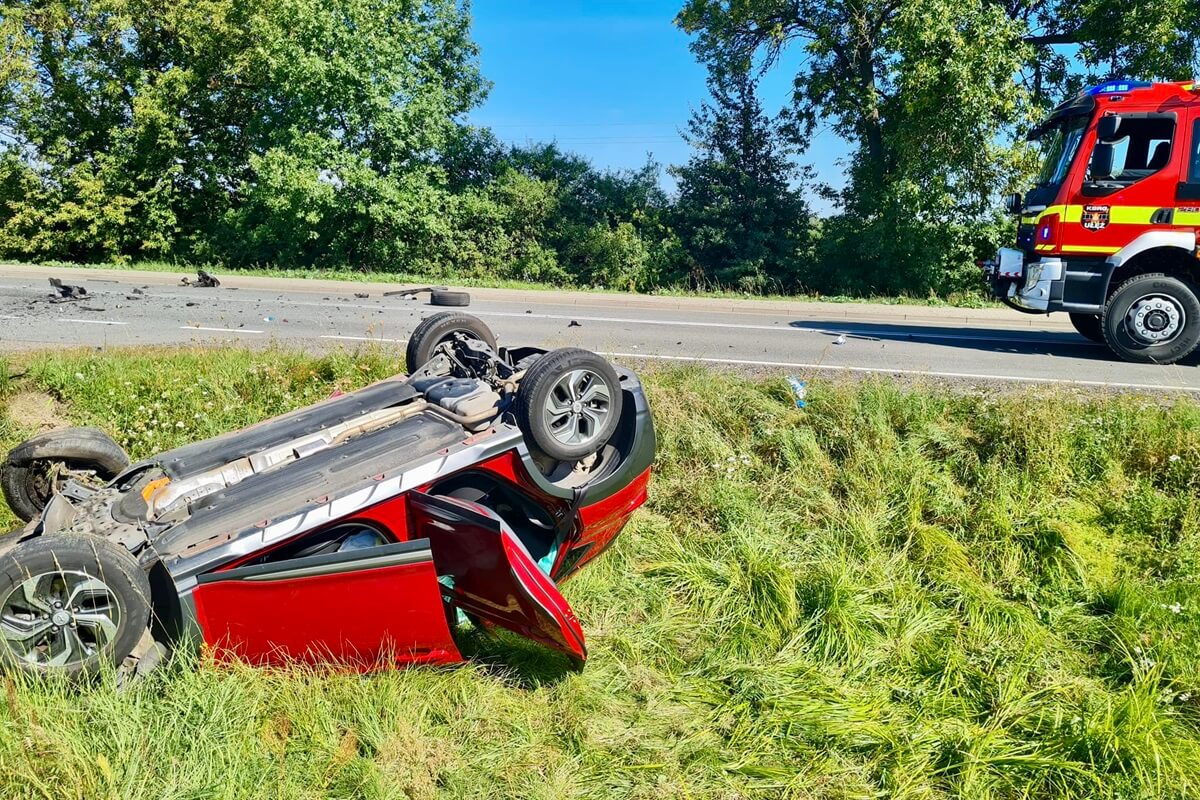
[
  {"xmin": 1069, "ymin": 313, "xmax": 1104, "ymax": 343},
  {"xmin": 2, "ymin": 428, "xmax": 129, "ymax": 522},
  {"xmin": 1101, "ymin": 273, "xmax": 1200, "ymax": 364},
  {"xmin": 0, "ymin": 533, "xmax": 151, "ymax": 678},
  {"xmin": 405, "ymin": 313, "xmax": 497, "ymax": 374},
  {"xmin": 515, "ymin": 348, "xmax": 623, "ymax": 461}
]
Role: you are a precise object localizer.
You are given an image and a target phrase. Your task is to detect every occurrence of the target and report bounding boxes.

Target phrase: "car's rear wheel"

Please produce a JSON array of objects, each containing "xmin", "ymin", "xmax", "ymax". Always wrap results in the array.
[
  {"xmin": 0, "ymin": 534, "xmax": 150, "ymax": 678},
  {"xmin": 405, "ymin": 313, "xmax": 497, "ymax": 374},
  {"xmin": 1069, "ymin": 312, "xmax": 1104, "ymax": 343},
  {"xmin": 1101, "ymin": 273, "xmax": 1200, "ymax": 364},
  {"xmin": 2, "ymin": 428, "xmax": 129, "ymax": 522},
  {"xmin": 515, "ymin": 348, "xmax": 623, "ymax": 461}
]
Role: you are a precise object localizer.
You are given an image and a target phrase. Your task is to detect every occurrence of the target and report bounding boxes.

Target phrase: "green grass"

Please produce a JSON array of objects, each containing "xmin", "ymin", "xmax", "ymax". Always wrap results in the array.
[
  {"xmin": 2, "ymin": 259, "xmax": 1000, "ymax": 309},
  {"xmin": 1, "ymin": 347, "xmax": 1198, "ymax": 799}
]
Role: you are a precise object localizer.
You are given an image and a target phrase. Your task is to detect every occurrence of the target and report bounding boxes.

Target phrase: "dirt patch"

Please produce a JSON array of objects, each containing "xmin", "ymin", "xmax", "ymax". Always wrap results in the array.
[{"xmin": 5, "ymin": 391, "xmax": 70, "ymax": 432}]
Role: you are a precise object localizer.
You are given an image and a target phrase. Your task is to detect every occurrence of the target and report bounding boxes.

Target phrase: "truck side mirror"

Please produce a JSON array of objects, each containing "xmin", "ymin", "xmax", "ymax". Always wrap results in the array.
[
  {"xmin": 1096, "ymin": 115, "xmax": 1122, "ymax": 142},
  {"xmin": 1004, "ymin": 192, "xmax": 1022, "ymax": 214},
  {"xmin": 1091, "ymin": 143, "xmax": 1117, "ymax": 179}
]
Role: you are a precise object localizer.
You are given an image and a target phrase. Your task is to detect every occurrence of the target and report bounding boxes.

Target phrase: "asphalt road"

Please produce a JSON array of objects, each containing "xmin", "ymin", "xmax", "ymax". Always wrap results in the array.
[{"xmin": 2, "ymin": 265, "xmax": 1199, "ymax": 393}]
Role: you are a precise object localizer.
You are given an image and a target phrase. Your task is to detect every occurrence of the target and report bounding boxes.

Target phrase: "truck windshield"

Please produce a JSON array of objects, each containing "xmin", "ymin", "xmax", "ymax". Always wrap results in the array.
[{"xmin": 1035, "ymin": 116, "xmax": 1088, "ymax": 188}]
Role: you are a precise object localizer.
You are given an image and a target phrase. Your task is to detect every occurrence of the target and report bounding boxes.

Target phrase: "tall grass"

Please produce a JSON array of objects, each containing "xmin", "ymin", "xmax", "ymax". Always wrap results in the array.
[{"xmin": 0, "ymin": 348, "xmax": 1198, "ymax": 799}]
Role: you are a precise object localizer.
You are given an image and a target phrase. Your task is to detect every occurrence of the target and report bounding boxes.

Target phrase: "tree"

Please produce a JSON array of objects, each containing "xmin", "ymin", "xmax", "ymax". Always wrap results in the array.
[
  {"xmin": 670, "ymin": 70, "xmax": 812, "ymax": 292},
  {"xmin": 1, "ymin": 0, "xmax": 485, "ymax": 267}
]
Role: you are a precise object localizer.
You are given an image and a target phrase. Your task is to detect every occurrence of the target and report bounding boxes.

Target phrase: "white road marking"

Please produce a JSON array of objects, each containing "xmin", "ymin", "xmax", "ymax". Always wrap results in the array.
[
  {"xmin": 600, "ymin": 352, "xmax": 1200, "ymax": 393},
  {"xmin": 181, "ymin": 326, "xmax": 265, "ymax": 334},
  {"xmin": 319, "ymin": 334, "xmax": 405, "ymax": 343},
  {"xmin": 56, "ymin": 318, "xmax": 128, "ymax": 325},
  {"xmin": 0, "ymin": 314, "xmax": 16, "ymax": 319}
]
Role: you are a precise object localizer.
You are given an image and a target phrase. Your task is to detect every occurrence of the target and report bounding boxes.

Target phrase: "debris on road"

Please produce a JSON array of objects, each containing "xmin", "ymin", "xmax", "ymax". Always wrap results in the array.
[
  {"xmin": 568, "ymin": 320, "xmax": 582, "ymax": 328},
  {"xmin": 79, "ymin": 306, "xmax": 107, "ymax": 312},
  {"xmin": 354, "ymin": 292, "xmax": 369, "ymax": 299},
  {"xmin": 131, "ymin": 287, "xmax": 144, "ymax": 295},
  {"xmin": 834, "ymin": 334, "xmax": 847, "ymax": 345},
  {"xmin": 181, "ymin": 269, "xmax": 221, "ymax": 288},
  {"xmin": 381, "ymin": 286, "xmax": 470, "ymax": 307},
  {"xmin": 48, "ymin": 277, "xmax": 87, "ymax": 302}
]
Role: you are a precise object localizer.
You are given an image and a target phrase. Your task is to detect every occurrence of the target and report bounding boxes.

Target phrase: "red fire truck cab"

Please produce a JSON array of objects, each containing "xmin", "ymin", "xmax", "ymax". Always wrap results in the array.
[{"xmin": 987, "ymin": 79, "xmax": 1200, "ymax": 364}]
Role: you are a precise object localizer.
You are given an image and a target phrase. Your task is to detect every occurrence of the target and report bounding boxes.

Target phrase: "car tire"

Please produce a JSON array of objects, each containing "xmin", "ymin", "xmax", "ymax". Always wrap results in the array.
[
  {"xmin": 0, "ymin": 533, "xmax": 151, "ymax": 678},
  {"xmin": 2, "ymin": 428, "xmax": 129, "ymax": 522},
  {"xmin": 1069, "ymin": 312, "xmax": 1104, "ymax": 343},
  {"xmin": 1101, "ymin": 273, "xmax": 1200, "ymax": 364},
  {"xmin": 430, "ymin": 290, "xmax": 471, "ymax": 307},
  {"xmin": 515, "ymin": 348, "xmax": 623, "ymax": 461},
  {"xmin": 405, "ymin": 313, "xmax": 497, "ymax": 374}
]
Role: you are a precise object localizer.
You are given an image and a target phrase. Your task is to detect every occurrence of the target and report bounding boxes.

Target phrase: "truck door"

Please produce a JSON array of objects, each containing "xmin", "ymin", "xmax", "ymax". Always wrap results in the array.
[
  {"xmin": 1177, "ymin": 109, "xmax": 1200, "ymax": 234},
  {"xmin": 1066, "ymin": 112, "xmax": 1183, "ymax": 257}
]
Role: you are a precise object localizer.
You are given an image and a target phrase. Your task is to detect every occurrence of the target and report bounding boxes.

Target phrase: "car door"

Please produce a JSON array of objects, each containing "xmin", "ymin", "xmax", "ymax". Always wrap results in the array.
[
  {"xmin": 191, "ymin": 538, "xmax": 462, "ymax": 667},
  {"xmin": 408, "ymin": 492, "xmax": 587, "ymax": 665}
]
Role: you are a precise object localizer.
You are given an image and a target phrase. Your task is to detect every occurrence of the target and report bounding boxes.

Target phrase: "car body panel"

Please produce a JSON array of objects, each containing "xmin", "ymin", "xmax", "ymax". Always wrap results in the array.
[
  {"xmin": 192, "ymin": 540, "xmax": 462, "ymax": 667},
  {"xmin": 409, "ymin": 493, "xmax": 587, "ymax": 663}
]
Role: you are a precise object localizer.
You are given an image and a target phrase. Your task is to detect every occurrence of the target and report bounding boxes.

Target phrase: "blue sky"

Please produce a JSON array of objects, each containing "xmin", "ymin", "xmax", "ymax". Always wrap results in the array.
[{"xmin": 467, "ymin": 0, "xmax": 850, "ymax": 202}]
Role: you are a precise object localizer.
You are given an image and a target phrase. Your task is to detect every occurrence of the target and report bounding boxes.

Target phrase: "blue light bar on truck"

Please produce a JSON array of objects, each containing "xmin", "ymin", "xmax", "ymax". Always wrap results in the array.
[{"xmin": 1088, "ymin": 80, "xmax": 1152, "ymax": 95}]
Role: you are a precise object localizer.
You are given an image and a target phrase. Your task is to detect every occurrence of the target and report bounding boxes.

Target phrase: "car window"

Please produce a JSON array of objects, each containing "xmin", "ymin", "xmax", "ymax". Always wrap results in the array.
[
  {"xmin": 1087, "ymin": 116, "xmax": 1176, "ymax": 185},
  {"xmin": 1190, "ymin": 119, "xmax": 1200, "ymax": 183}
]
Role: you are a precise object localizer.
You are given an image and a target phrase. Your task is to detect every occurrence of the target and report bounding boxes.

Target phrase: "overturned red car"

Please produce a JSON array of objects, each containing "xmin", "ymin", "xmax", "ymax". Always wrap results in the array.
[{"xmin": 0, "ymin": 313, "xmax": 654, "ymax": 677}]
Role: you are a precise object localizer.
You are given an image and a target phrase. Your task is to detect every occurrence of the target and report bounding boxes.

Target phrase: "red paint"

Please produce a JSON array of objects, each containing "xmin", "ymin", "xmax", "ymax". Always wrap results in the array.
[
  {"xmin": 569, "ymin": 466, "xmax": 652, "ymax": 573},
  {"xmin": 409, "ymin": 493, "xmax": 587, "ymax": 663},
  {"xmin": 193, "ymin": 557, "xmax": 462, "ymax": 668}
]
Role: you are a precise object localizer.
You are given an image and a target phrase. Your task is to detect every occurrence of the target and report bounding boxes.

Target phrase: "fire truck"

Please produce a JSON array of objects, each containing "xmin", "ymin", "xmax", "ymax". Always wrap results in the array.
[{"xmin": 986, "ymin": 79, "xmax": 1200, "ymax": 364}]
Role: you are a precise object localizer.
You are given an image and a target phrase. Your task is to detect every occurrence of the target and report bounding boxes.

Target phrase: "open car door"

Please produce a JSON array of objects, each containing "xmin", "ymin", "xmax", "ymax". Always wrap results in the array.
[{"xmin": 409, "ymin": 492, "xmax": 587, "ymax": 665}]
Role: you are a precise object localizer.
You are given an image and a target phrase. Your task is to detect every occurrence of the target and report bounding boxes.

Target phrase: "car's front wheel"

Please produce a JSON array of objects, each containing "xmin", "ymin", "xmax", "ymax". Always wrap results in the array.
[
  {"xmin": 0, "ymin": 534, "xmax": 150, "ymax": 678},
  {"xmin": 1101, "ymin": 273, "xmax": 1200, "ymax": 364}
]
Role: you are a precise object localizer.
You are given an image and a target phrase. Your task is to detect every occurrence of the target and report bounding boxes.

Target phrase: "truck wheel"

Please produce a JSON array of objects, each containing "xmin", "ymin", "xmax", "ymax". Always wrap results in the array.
[
  {"xmin": 0, "ymin": 534, "xmax": 150, "ymax": 678},
  {"xmin": 1101, "ymin": 273, "xmax": 1200, "ymax": 364},
  {"xmin": 2, "ymin": 428, "xmax": 129, "ymax": 522},
  {"xmin": 405, "ymin": 313, "xmax": 497, "ymax": 374},
  {"xmin": 515, "ymin": 348, "xmax": 623, "ymax": 461},
  {"xmin": 1069, "ymin": 313, "xmax": 1104, "ymax": 343}
]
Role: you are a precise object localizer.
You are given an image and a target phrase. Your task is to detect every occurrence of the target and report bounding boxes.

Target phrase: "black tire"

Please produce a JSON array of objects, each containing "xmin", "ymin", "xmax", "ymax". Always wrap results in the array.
[
  {"xmin": 0, "ymin": 533, "xmax": 151, "ymax": 678},
  {"xmin": 1069, "ymin": 312, "xmax": 1105, "ymax": 343},
  {"xmin": 430, "ymin": 290, "xmax": 470, "ymax": 307},
  {"xmin": 405, "ymin": 312, "xmax": 497, "ymax": 374},
  {"xmin": 2, "ymin": 428, "xmax": 129, "ymax": 523},
  {"xmin": 515, "ymin": 348, "xmax": 623, "ymax": 461},
  {"xmin": 1100, "ymin": 273, "xmax": 1200, "ymax": 364}
]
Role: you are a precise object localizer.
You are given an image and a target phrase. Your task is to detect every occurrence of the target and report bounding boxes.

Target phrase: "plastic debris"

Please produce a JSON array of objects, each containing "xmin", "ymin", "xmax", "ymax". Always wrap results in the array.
[
  {"xmin": 786, "ymin": 376, "xmax": 807, "ymax": 408},
  {"xmin": 354, "ymin": 292, "xmax": 369, "ymax": 299},
  {"xmin": 833, "ymin": 334, "xmax": 847, "ymax": 345},
  {"xmin": 263, "ymin": 316, "xmax": 274, "ymax": 322},
  {"xmin": 568, "ymin": 320, "xmax": 582, "ymax": 328}
]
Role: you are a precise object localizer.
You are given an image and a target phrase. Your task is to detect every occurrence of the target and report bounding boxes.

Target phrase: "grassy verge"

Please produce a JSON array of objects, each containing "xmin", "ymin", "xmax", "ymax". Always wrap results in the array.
[
  {"xmin": 1, "ymin": 347, "xmax": 1198, "ymax": 799},
  {"xmin": 4, "ymin": 259, "xmax": 1000, "ymax": 309}
]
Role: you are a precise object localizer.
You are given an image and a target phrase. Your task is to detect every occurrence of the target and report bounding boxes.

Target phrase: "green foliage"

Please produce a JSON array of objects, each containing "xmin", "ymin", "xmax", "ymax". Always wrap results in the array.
[
  {"xmin": 670, "ymin": 71, "xmax": 814, "ymax": 292},
  {"xmin": 2, "ymin": 348, "xmax": 1200, "ymax": 797}
]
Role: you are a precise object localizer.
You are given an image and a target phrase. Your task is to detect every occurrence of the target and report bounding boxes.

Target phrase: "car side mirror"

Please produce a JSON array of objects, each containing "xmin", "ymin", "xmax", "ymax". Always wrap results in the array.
[
  {"xmin": 1096, "ymin": 115, "xmax": 1122, "ymax": 142},
  {"xmin": 1091, "ymin": 143, "xmax": 1117, "ymax": 179}
]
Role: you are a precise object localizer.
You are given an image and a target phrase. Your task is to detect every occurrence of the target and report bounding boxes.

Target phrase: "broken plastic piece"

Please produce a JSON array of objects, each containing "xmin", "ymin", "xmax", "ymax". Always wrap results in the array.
[
  {"xmin": 785, "ymin": 376, "xmax": 807, "ymax": 408},
  {"xmin": 48, "ymin": 277, "xmax": 87, "ymax": 300},
  {"xmin": 181, "ymin": 269, "xmax": 221, "ymax": 288}
]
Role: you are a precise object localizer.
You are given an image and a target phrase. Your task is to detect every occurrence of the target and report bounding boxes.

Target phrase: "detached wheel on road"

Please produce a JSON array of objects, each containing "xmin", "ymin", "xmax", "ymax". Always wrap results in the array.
[
  {"xmin": 515, "ymin": 348, "xmax": 623, "ymax": 461},
  {"xmin": 0, "ymin": 534, "xmax": 150, "ymax": 678},
  {"xmin": 1101, "ymin": 273, "xmax": 1200, "ymax": 364},
  {"xmin": 1069, "ymin": 313, "xmax": 1104, "ymax": 343},
  {"xmin": 405, "ymin": 312, "xmax": 497, "ymax": 373},
  {"xmin": 2, "ymin": 428, "xmax": 129, "ymax": 522},
  {"xmin": 430, "ymin": 290, "xmax": 471, "ymax": 307}
]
